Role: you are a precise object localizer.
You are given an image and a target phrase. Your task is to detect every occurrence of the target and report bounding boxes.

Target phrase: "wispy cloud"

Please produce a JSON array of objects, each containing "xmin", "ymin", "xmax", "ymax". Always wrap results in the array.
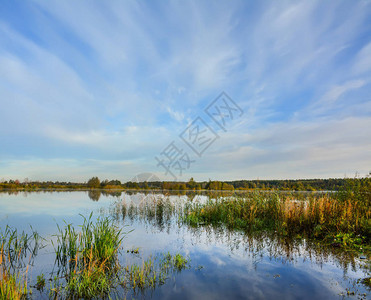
[{"xmin": 0, "ymin": 0, "xmax": 370, "ymax": 181}]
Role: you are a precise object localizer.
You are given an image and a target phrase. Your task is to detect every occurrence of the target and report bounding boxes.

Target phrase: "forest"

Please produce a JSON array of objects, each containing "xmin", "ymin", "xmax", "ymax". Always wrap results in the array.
[{"xmin": 1, "ymin": 175, "xmax": 370, "ymax": 192}]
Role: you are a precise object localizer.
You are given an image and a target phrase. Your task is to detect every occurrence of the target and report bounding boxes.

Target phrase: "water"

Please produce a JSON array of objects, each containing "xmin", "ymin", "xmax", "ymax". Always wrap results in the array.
[{"xmin": 0, "ymin": 191, "xmax": 369, "ymax": 299}]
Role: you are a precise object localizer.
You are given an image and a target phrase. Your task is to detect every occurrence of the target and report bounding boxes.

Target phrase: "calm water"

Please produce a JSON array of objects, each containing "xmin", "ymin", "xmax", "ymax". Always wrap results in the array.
[{"xmin": 0, "ymin": 191, "xmax": 369, "ymax": 299}]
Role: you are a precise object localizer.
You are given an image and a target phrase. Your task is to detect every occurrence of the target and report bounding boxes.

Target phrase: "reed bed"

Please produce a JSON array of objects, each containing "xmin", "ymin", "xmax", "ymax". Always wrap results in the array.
[
  {"xmin": 184, "ymin": 192, "xmax": 370, "ymax": 250},
  {"xmin": 51, "ymin": 213, "xmax": 123, "ymax": 298},
  {"xmin": 0, "ymin": 227, "xmax": 41, "ymax": 300},
  {"xmin": 49, "ymin": 213, "xmax": 189, "ymax": 299},
  {"xmin": 0, "ymin": 261, "xmax": 28, "ymax": 300}
]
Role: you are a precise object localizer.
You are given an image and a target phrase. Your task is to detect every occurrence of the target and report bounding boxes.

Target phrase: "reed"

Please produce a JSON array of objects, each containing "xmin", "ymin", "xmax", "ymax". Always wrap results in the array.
[
  {"xmin": 0, "ymin": 226, "xmax": 41, "ymax": 270},
  {"xmin": 52, "ymin": 213, "xmax": 123, "ymax": 298},
  {"xmin": 0, "ymin": 266, "xmax": 28, "ymax": 300},
  {"xmin": 184, "ymin": 192, "xmax": 370, "ymax": 251},
  {"xmin": 1, "ymin": 214, "xmax": 190, "ymax": 298},
  {"xmin": 0, "ymin": 232, "xmax": 36, "ymax": 300},
  {"xmin": 122, "ymin": 252, "xmax": 189, "ymax": 291}
]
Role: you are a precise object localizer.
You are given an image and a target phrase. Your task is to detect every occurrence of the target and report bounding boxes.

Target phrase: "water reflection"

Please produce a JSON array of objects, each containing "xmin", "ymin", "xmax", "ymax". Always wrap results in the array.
[
  {"xmin": 88, "ymin": 189, "xmax": 101, "ymax": 201},
  {"xmin": 108, "ymin": 197, "xmax": 367, "ymax": 277},
  {"xmin": 0, "ymin": 191, "xmax": 369, "ymax": 299}
]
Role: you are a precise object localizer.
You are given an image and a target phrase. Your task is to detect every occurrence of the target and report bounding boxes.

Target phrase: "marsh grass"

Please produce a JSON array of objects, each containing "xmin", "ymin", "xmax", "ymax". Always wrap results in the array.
[
  {"xmin": 0, "ymin": 263, "xmax": 29, "ymax": 300},
  {"xmin": 184, "ymin": 192, "xmax": 370, "ymax": 251},
  {"xmin": 0, "ymin": 226, "xmax": 41, "ymax": 270},
  {"xmin": 52, "ymin": 213, "xmax": 124, "ymax": 298},
  {"xmin": 0, "ymin": 226, "xmax": 41, "ymax": 300},
  {"xmin": 115, "ymin": 195, "xmax": 182, "ymax": 230},
  {"xmin": 49, "ymin": 213, "xmax": 189, "ymax": 298},
  {"xmin": 122, "ymin": 252, "xmax": 189, "ymax": 291},
  {"xmin": 161, "ymin": 252, "xmax": 189, "ymax": 272}
]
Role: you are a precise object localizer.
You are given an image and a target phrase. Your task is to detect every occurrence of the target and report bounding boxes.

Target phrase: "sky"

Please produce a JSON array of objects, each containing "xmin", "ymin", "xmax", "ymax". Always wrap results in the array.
[{"xmin": 0, "ymin": 0, "xmax": 370, "ymax": 182}]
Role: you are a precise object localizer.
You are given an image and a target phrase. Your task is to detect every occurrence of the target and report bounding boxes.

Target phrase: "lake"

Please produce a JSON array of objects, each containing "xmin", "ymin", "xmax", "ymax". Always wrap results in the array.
[{"xmin": 0, "ymin": 191, "xmax": 369, "ymax": 299}]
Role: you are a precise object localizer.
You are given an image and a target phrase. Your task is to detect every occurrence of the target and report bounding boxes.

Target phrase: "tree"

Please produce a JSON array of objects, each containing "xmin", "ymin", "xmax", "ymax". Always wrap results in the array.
[
  {"xmin": 87, "ymin": 177, "xmax": 100, "ymax": 188},
  {"xmin": 187, "ymin": 177, "xmax": 197, "ymax": 190}
]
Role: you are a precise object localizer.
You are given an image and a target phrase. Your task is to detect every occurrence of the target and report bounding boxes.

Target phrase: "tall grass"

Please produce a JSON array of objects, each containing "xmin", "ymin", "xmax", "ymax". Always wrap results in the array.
[
  {"xmin": 116, "ymin": 195, "xmax": 181, "ymax": 230},
  {"xmin": 0, "ymin": 226, "xmax": 41, "ymax": 270},
  {"xmin": 0, "ymin": 261, "xmax": 28, "ymax": 300},
  {"xmin": 52, "ymin": 213, "xmax": 124, "ymax": 298},
  {"xmin": 0, "ymin": 227, "xmax": 40, "ymax": 299},
  {"xmin": 184, "ymin": 192, "xmax": 370, "ymax": 250},
  {"xmin": 1, "ymin": 213, "xmax": 190, "ymax": 299}
]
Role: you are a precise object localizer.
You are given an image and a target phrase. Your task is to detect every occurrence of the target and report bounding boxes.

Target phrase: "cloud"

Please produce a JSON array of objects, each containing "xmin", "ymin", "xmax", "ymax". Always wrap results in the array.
[
  {"xmin": 189, "ymin": 116, "xmax": 371, "ymax": 180},
  {"xmin": 305, "ymin": 79, "xmax": 367, "ymax": 116},
  {"xmin": 166, "ymin": 107, "xmax": 184, "ymax": 122},
  {"xmin": 0, "ymin": 0, "xmax": 370, "ymax": 181},
  {"xmin": 353, "ymin": 41, "xmax": 371, "ymax": 75},
  {"xmin": 320, "ymin": 80, "xmax": 365, "ymax": 104}
]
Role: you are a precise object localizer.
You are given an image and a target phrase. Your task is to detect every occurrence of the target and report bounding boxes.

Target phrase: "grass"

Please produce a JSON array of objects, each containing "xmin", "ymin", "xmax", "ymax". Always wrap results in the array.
[
  {"xmin": 35, "ymin": 273, "xmax": 45, "ymax": 291},
  {"xmin": 115, "ymin": 195, "xmax": 181, "ymax": 230},
  {"xmin": 0, "ymin": 226, "xmax": 41, "ymax": 299},
  {"xmin": 122, "ymin": 252, "xmax": 189, "ymax": 291},
  {"xmin": 52, "ymin": 213, "xmax": 123, "ymax": 298},
  {"xmin": 0, "ymin": 266, "xmax": 29, "ymax": 300},
  {"xmin": 0, "ymin": 226, "xmax": 40, "ymax": 299},
  {"xmin": 0, "ymin": 214, "xmax": 190, "ymax": 299},
  {"xmin": 161, "ymin": 252, "xmax": 189, "ymax": 272},
  {"xmin": 183, "ymin": 191, "xmax": 370, "ymax": 252},
  {"xmin": 49, "ymin": 214, "xmax": 189, "ymax": 299},
  {"xmin": 0, "ymin": 226, "xmax": 41, "ymax": 270}
]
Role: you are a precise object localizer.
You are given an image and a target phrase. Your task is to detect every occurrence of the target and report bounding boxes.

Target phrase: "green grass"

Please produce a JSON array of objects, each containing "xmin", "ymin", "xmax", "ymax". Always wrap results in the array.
[
  {"xmin": 35, "ymin": 273, "xmax": 45, "ymax": 291},
  {"xmin": 183, "ymin": 192, "xmax": 370, "ymax": 252},
  {"xmin": 0, "ymin": 226, "xmax": 42, "ymax": 270},
  {"xmin": 0, "ymin": 268, "xmax": 29, "ymax": 300},
  {"xmin": 122, "ymin": 252, "xmax": 189, "ymax": 291},
  {"xmin": 49, "ymin": 214, "xmax": 190, "ymax": 298},
  {"xmin": 0, "ymin": 226, "xmax": 41, "ymax": 299},
  {"xmin": 0, "ymin": 214, "xmax": 190, "ymax": 299},
  {"xmin": 160, "ymin": 252, "xmax": 189, "ymax": 272},
  {"xmin": 51, "ymin": 213, "xmax": 124, "ymax": 298}
]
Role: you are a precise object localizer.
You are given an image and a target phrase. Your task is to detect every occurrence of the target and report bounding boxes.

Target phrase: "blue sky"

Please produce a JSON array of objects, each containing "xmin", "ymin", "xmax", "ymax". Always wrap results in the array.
[{"xmin": 0, "ymin": 0, "xmax": 370, "ymax": 182}]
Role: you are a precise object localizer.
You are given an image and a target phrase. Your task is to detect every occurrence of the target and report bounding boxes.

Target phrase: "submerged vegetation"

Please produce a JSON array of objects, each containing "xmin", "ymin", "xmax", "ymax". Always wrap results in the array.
[
  {"xmin": 122, "ymin": 252, "xmax": 189, "ymax": 292},
  {"xmin": 182, "ymin": 180, "xmax": 370, "ymax": 253},
  {"xmin": 184, "ymin": 194, "xmax": 370, "ymax": 250},
  {"xmin": 0, "ymin": 266, "xmax": 28, "ymax": 300},
  {"xmin": 0, "ymin": 215, "xmax": 189, "ymax": 299},
  {"xmin": 109, "ymin": 178, "xmax": 370, "ymax": 253},
  {"xmin": 0, "ymin": 227, "xmax": 41, "ymax": 299},
  {"xmin": 51, "ymin": 213, "xmax": 124, "ymax": 298}
]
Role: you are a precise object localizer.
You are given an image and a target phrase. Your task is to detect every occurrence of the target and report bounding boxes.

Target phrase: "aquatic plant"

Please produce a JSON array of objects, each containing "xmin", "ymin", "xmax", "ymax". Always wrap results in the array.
[
  {"xmin": 0, "ymin": 265, "xmax": 29, "ymax": 300},
  {"xmin": 122, "ymin": 252, "xmax": 189, "ymax": 291},
  {"xmin": 183, "ymin": 192, "xmax": 370, "ymax": 251},
  {"xmin": 35, "ymin": 273, "xmax": 45, "ymax": 291},
  {"xmin": 52, "ymin": 213, "xmax": 124, "ymax": 298},
  {"xmin": 50, "ymin": 213, "xmax": 190, "ymax": 298},
  {"xmin": 0, "ymin": 225, "xmax": 42, "ymax": 299},
  {"xmin": 0, "ymin": 230, "xmax": 39, "ymax": 300},
  {"xmin": 0, "ymin": 226, "xmax": 42, "ymax": 270}
]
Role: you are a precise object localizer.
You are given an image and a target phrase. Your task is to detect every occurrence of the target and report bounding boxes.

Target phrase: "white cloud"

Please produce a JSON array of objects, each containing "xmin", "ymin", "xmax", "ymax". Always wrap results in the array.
[
  {"xmin": 0, "ymin": 0, "xmax": 370, "ymax": 180},
  {"xmin": 320, "ymin": 80, "xmax": 365, "ymax": 104},
  {"xmin": 166, "ymin": 107, "xmax": 184, "ymax": 122},
  {"xmin": 353, "ymin": 41, "xmax": 371, "ymax": 75}
]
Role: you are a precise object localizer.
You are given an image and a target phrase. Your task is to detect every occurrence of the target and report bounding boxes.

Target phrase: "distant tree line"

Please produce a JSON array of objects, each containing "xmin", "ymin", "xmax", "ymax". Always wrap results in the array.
[{"xmin": 0, "ymin": 175, "xmax": 370, "ymax": 192}]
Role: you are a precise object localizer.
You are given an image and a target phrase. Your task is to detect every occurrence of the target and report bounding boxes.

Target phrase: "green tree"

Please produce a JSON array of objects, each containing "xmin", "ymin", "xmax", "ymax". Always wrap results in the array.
[
  {"xmin": 87, "ymin": 177, "xmax": 100, "ymax": 188},
  {"xmin": 187, "ymin": 177, "xmax": 197, "ymax": 190}
]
